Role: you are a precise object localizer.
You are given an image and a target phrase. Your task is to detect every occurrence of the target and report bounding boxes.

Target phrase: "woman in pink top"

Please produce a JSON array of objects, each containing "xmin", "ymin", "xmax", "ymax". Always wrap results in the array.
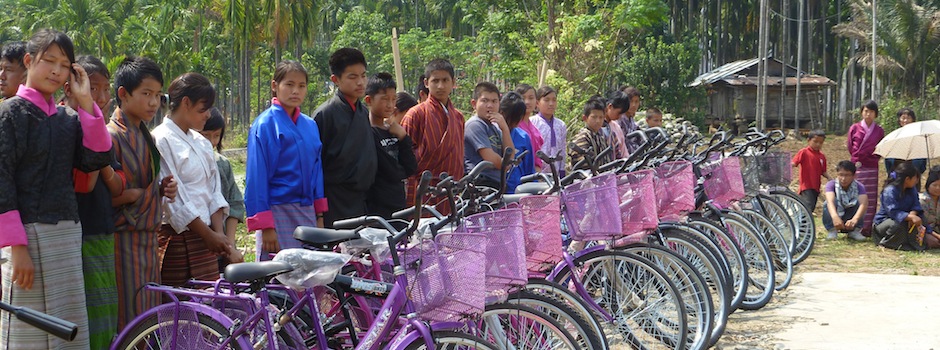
[
  {"xmin": 847, "ymin": 100, "xmax": 885, "ymax": 237},
  {"xmin": 514, "ymin": 84, "xmax": 544, "ymax": 170}
]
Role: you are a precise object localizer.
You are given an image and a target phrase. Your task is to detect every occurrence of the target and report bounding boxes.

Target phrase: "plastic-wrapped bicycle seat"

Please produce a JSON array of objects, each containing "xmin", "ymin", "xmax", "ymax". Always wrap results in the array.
[
  {"xmin": 273, "ymin": 249, "xmax": 352, "ymax": 290},
  {"xmin": 339, "ymin": 228, "xmax": 392, "ymax": 262}
]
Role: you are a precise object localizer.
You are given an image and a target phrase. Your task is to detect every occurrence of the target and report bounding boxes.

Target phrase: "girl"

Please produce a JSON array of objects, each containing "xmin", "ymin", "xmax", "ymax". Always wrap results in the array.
[
  {"xmin": 0, "ymin": 29, "xmax": 112, "ymax": 349},
  {"xmin": 847, "ymin": 100, "xmax": 885, "ymax": 237},
  {"xmin": 529, "ymin": 86, "xmax": 567, "ymax": 176},
  {"xmin": 199, "ymin": 107, "xmax": 246, "ymax": 270},
  {"xmin": 153, "ymin": 72, "xmax": 240, "ymax": 287},
  {"xmin": 502, "ymin": 91, "xmax": 535, "ymax": 193},
  {"xmin": 245, "ymin": 61, "xmax": 326, "ymax": 261},
  {"xmin": 918, "ymin": 167, "xmax": 940, "ymax": 249},
  {"xmin": 872, "ymin": 162, "xmax": 926, "ymax": 251},
  {"xmin": 884, "ymin": 108, "xmax": 927, "ymax": 174},
  {"xmin": 514, "ymin": 84, "xmax": 544, "ymax": 171}
]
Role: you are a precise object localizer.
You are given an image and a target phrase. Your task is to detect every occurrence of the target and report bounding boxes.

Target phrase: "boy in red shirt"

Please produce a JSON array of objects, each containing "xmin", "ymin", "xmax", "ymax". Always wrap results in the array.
[{"xmin": 792, "ymin": 130, "xmax": 830, "ymax": 211}]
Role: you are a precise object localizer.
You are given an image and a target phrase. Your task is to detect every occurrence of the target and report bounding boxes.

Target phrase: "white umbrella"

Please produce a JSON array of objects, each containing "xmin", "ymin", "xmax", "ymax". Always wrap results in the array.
[{"xmin": 874, "ymin": 120, "xmax": 940, "ymax": 160}]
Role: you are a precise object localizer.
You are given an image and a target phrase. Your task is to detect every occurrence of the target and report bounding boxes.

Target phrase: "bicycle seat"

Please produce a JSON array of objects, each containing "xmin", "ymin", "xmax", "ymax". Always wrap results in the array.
[
  {"xmin": 515, "ymin": 182, "xmax": 549, "ymax": 195},
  {"xmin": 223, "ymin": 261, "xmax": 293, "ymax": 285},
  {"xmin": 293, "ymin": 226, "xmax": 360, "ymax": 249}
]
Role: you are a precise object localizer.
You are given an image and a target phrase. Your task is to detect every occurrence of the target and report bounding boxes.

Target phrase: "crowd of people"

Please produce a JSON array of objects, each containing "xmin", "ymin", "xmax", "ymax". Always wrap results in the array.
[
  {"xmin": 0, "ymin": 29, "xmax": 671, "ymax": 349},
  {"xmin": 792, "ymin": 101, "xmax": 940, "ymax": 250}
]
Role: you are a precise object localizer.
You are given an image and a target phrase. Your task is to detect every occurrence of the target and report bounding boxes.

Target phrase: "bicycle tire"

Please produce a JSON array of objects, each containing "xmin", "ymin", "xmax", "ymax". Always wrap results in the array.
[
  {"xmin": 658, "ymin": 225, "xmax": 732, "ymax": 315},
  {"xmin": 741, "ymin": 209, "xmax": 794, "ymax": 291},
  {"xmin": 755, "ymin": 194, "xmax": 798, "ymax": 253},
  {"xmin": 402, "ymin": 330, "xmax": 501, "ymax": 350},
  {"xmin": 507, "ymin": 289, "xmax": 607, "ymax": 350},
  {"xmin": 115, "ymin": 304, "xmax": 251, "ymax": 350},
  {"xmin": 479, "ymin": 303, "xmax": 579, "ymax": 349},
  {"xmin": 685, "ymin": 215, "xmax": 748, "ymax": 313},
  {"xmin": 720, "ymin": 211, "xmax": 775, "ymax": 310},
  {"xmin": 771, "ymin": 190, "xmax": 816, "ymax": 264},
  {"xmin": 522, "ymin": 278, "xmax": 609, "ymax": 349},
  {"xmin": 552, "ymin": 250, "xmax": 688, "ymax": 350}
]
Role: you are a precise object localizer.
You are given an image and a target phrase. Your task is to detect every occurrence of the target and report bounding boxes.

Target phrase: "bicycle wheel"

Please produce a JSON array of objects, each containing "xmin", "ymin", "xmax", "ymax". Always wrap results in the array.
[
  {"xmin": 479, "ymin": 303, "xmax": 578, "ymax": 349},
  {"xmin": 685, "ymin": 215, "xmax": 748, "ymax": 313},
  {"xmin": 658, "ymin": 224, "xmax": 732, "ymax": 317},
  {"xmin": 115, "ymin": 304, "xmax": 251, "ymax": 350},
  {"xmin": 508, "ymin": 289, "xmax": 607, "ymax": 350},
  {"xmin": 741, "ymin": 209, "xmax": 794, "ymax": 291},
  {"xmin": 522, "ymin": 278, "xmax": 609, "ymax": 350},
  {"xmin": 771, "ymin": 190, "xmax": 816, "ymax": 264},
  {"xmin": 720, "ymin": 211, "xmax": 775, "ymax": 310},
  {"xmin": 552, "ymin": 250, "xmax": 687, "ymax": 350},
  {"xmin": 621, "ymin": 243, "xmax": 715, "ymax": 350},
  {"xmin": 402, "ymin": 330, "xmax": 501, "ymax": 350},
  {"xmin": 755, "ymin": 194, "xmax": 797, "ymax": 253}
]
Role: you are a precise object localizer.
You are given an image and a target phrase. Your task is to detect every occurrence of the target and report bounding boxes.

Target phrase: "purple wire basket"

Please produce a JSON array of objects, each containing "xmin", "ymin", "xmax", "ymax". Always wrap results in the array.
[
  {"xmin": 702, "ymin": 156, "xmax": 746, "ymax": 207},
  {"xmin": 401, "ymin": 232, "xmax": 487, "ymax": 322},
  {"xmin": 617, "ymin": 169, "xmax": 659, "ymax": 237},
  {"xmin": 562, "ymin": 173, "xmax": 624, "ymax": 241},
  {"xmin": 519, "ymin": 195, "xmax": 563, "ymax": 273},
  {"xmin": 461, "ymin": 208, "xmax": 528, "ymax": 295},
  {"xmin": 653, "ymin": 161, "xmax": 696, "ymax": 220}
]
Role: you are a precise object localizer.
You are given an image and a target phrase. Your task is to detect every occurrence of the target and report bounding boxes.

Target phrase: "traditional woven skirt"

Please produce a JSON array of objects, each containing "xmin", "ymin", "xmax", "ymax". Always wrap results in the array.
[
  {"xmin": 157, "ymin": 225, "xmax": 220, "ymax": 287},
  {"xmin": 256, "ymin": 203, "xmax": 316, "ymax": 261},
  {"xmin": 81, "ymin": 234, "xmax": 118, "ymax": 349},
  {"xmin": 1, "ymin": 221, "xmax": 90, "ymax": 349},
  {"xmin": 114, "ymin": 229, "xmax": 161, "ymax": 330},
  {"xmin": 857, "ymin": 166, "xmax": 879, "ymax": 236}
]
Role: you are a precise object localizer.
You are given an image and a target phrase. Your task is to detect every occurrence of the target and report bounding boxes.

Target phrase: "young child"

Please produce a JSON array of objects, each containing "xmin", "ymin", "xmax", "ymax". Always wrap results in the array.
[
  {"xmin": 200, "ymin": 108, "xmax": 246, "ymax": 270},
  {"xmin": 245, "ymin": 60, "xmax": 326, "ymax": 260},
  {"xmin": 514, "ymin": 84, "xmax": 544, "ymax": 171},
  {"xmin": 792, "ymin": 129, "xmax": 829, "ymax": 210},
  {"xmin": 603, "ymin": 91, "xmax": 631, "ymax": 159},
  {"xmin": 68, "ymin": 54, "xmax": 123, "ymax": 348},
  {"xmin": 415, "ymin": 74, "xmax": 429, "ymax": 103},
  {"xmin": 313, "ymin": 48, "xmax": 377, "ymax": 227},
  {"xmin": 918, "ymin": 167, "xmax": 940, "ymax": 249},
  {"xmin": 645, "ymin": 107, "xmax": 664, "ymax": 128},
  {"xmin": 848, "ymin": 100, "xmax": 885, "ymax": 236},
  {"xmin": 153, "ymin": 73, "xmax": 240, "ymax": 289},
  {"xmin": 569, "ymin": 98, "xmax": 613, "ymax": 170},
  {"xmin": 873, "ymin": 162, "xmax": 925, "ymax": 250},
  {"xmin": 108, "ymin": 56, "xmax": 177, "ymax": 328},
  {"xmin": 0, "ymin": 41, "xmax": 26, "ymax": 99},
  {"xmin": 530, "ymin": 86, "xmax": 567, "ymax": 175},
  {"xmin": 401, "ymin": 59, "xmax": 465, "ymax": 213},
  {"xmin": 502, "ymin": 91, "xmax": 535, "ymax": 193},
  {"xmin": 464, "ymin": 82, "xmax": 514, "ymax": 190},
  {"xmin": 0, "ymin": 29, "xmax": 112, "ymax": 349},
  {"xmin": 364, "ymin": 73, "xmax": 418, "ymax": 219},
  {"xmin": 823, "ymin": 161, "xmax": 869, "ymax": 241}
]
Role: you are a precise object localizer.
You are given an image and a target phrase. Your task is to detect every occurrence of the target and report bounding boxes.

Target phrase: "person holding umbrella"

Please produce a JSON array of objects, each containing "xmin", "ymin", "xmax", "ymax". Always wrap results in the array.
[
  {"xmin": 884, "ymin": 108, "xmax": 927, "ymax": 174},
  {"xmin": 848, "ymin": 100, "xmax": 885, "ymax": 237}
]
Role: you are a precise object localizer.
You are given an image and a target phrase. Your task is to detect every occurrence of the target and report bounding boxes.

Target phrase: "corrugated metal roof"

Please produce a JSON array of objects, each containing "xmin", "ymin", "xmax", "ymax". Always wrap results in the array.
[
  {"xmin": 722, "ymin": 76, "xmax": 835, "ymax": 87},
  {"xmin": 689, "ymin": 58, "xmax": 761, "ymax": 87},
  {"xmin": 688, "ymin": 57, "xmax": 834, "ymax": 87}
]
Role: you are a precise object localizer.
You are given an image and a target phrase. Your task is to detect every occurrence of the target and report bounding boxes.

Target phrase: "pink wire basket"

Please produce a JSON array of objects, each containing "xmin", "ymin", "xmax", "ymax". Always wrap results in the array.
[
  {"xmin": 653, "ymin": 161, "xmax": 696, "ymax": 220},
  {"xmin": 562, "ymin": 173, "xmax": 624, "ymax": 241},
  {"xmin": 461, "ymin": 208, "xmax": 528, "ymax": 295},
  {"xmin": 702, "ymin": 156, "xmax": 746, "ymax": 207},
  {"xmin": 401, "ymin": 232, "xmax": 487, "ymax": 322},
  {"xmin": 519, "ymin": 195, "xmax": 563, "ymax": 273},
  {"xmin": 617, "ymin": 169, "xmax": 659, "ymax": 237}
]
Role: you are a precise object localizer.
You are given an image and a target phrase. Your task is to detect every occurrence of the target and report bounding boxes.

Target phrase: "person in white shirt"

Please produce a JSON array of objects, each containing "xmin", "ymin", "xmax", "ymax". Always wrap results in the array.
[{"xmin": 152, "ymin": 72, "xmax": 241, "ymax": 287}]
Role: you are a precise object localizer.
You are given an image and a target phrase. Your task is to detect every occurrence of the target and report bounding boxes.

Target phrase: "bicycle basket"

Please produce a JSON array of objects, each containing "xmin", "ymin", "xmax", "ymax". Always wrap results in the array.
[
  {"xmin": 519, "ymin": 195, "xmax": 563, "ymax": 273},
  {"xmin": 562, "ymin": 173, "xmax": 623, "ymax": 241},
  {"xmin": 739, "ymin": 156, "xmax": 762, "ymax": 193},
  {"xmin": 702, "ymin": 156, "xmax": 746, "ymax": 207},
  {"xmin": 759, "ymin": 151, "xmax": 792, "ymax": 185},
  {"xmin": 401, "ymin": 232, "xmax": 487, "ymax": 322},
  {"xmin": 461, "ymin": 208, "xmax": 528, "ymax": 296},
  {"xmin": 653, "ymin": 161, "xmax": 696, "ymax": 219},
  {"xmin": 617, "ymin": 169, "xmax": 658, "ymax": 236}
]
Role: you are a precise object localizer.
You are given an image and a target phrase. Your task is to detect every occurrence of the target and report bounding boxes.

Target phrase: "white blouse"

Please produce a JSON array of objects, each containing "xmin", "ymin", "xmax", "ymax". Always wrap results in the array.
[{"xmin": 153, "ymin": 117, "xmax": 229, "ymax": 233}]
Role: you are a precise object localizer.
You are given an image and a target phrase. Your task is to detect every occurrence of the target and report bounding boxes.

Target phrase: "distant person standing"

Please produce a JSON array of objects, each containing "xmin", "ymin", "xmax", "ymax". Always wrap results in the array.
[
  {"xmin": 884, "ymin": 108, "xmax": 927, "ymax": 174},
  {"xmin": 848, "ymin": 100, "xmax": 885, "ymax": 237}
]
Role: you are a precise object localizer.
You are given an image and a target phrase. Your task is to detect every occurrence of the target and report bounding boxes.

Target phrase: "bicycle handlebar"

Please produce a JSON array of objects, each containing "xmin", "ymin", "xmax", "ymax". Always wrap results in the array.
[{"xmin": 0, "ymin": 302, "xmax": 77, "ymax": 341}]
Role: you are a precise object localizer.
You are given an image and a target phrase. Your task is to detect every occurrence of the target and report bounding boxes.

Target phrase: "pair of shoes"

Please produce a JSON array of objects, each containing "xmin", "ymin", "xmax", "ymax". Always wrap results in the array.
[
  {"xmin": 847, "ymin": 230, "xmax": 867, "ymax": 241},
  {"xmin": 827, "ymin": 230, "xmax": 838, "ymax": 240}
]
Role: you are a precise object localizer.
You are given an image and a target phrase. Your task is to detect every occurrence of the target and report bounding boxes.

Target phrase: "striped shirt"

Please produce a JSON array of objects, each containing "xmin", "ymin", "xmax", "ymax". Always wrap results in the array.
[{"xmin": 401, "ymin": 95, "xmax": 464, "ymax": 213}]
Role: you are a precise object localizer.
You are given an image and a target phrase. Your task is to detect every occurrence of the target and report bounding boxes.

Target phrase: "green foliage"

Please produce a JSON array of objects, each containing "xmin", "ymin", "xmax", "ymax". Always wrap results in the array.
[{"xmin": 876, "ymin": 91, "xmax": 940, "ymax": 135}]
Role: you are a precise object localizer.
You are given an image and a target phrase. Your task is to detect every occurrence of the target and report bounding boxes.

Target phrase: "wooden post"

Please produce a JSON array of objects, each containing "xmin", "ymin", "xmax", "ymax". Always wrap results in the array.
[
  {"xmin": 538, "ymin": 60, "xmax": 548, "ymax": 87},
  {"xmin": 392, "ymin": 28, "xmax": 405, "ymax": 92}
]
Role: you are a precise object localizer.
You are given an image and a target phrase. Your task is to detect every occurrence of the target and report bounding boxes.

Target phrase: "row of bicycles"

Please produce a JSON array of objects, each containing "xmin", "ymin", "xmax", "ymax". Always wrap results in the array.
[{"xmin": 97, "ymin": 126, "xmax": 813, "ymax": 350}]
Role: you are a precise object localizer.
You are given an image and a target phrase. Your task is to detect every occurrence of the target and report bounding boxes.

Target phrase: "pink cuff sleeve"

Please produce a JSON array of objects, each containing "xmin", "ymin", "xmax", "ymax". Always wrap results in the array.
[
  {"xmin": 314, "ymin": 198, "xmax": 329, "ymax": 214},
  {"xmin": 247, "ymin": 210, "xmax": 275, "ymax": 231},
  {"xmin": 77, "ymin": 103, "xmax": 112, "ymax": 152},
  {"xmin": 0, "ymin": 211, "xmax": 27, "ymax": 248}
]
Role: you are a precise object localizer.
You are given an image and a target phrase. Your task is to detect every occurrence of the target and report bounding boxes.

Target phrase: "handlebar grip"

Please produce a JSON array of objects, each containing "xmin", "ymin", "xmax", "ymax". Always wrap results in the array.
[
  {"xmin": 462, "ymin": 161, "xmax": 494, "ymax": 186},
  {"xmin": 333, "ymin": 216, "xmax": 372, "ymax": 229},
  {"xmin": 520, "ymin": 173, "xmax": 542, "ymax": 183},
  {"xmin": 14, "ymin": 306, "xmax": 77, "ymax": 341}
]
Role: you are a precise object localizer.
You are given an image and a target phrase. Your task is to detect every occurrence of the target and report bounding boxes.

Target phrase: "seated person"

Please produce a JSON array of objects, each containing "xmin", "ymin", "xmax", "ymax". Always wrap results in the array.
[
  {"xmin": 823, "ymin": 161, "xmax": 868, "ymax": 241},
  {"xmin": 918, "ymin": 167, "xmax": 940, "ymax": 249},
  {"xmin": 873, "ymin": 161, "xmax": 926, "ymax": 250}
]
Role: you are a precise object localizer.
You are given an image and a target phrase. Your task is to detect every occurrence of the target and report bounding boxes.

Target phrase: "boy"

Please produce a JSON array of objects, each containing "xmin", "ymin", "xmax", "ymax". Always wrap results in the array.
[
  {"xmin": 401, "ymin": 59, "xmax": 465, "ymax": 213},
  {"xmin": 108, "ymin": 56, "xmax": 177, "ymax": 329},
  {"xmin": 313, "ymin": 48, "xmax": 377, "ymax": 227},
  {"xmin": 645, "ymin": 107, "xmax": 664, "ymax": 128},
  {"xmin": 792, "ymin": 129, "xmax": 830, "ymax": 211},
  {"xmin": 364, "ymin": 73, "xmax": 418, "ymax": 219},
  {"xmin": 823, "ymin": 161, "xmax": 869, "ymax": 241},
  {"xmin": 464, "ymin": 82, "xmax": 514, "ymax": 190},
  {"xmin": 569, "ymin": 98, "xmax": 613, "ymax": 170},
  {"xmin": 0, "ymin": 41, "xmax": 26, "ymax": 99}
]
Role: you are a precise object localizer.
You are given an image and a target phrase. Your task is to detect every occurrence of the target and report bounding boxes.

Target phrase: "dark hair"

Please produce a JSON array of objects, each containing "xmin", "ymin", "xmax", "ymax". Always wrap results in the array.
[
  {"xmin": 606, "ymin": 90, "xmax": 630, "ymax": 113},
  {"xmin": 416, "ymin": 74, "xmax": 428, "ymax": 96},
  {"xmin": 500, "ymin": 91, "xmax": 527, "ymax": 127},
  {"xmin": 582, "ymin": 97, "xmax": 606, "ymax": 117},
  {"xmin": 26, "ymin": 29, "xmax": 75, "ymax": 66},
  {"xmin": 926, "ymin": 167, "xmax": 940, "ymax": 194},
  {"xmin": 885, "ymin": 161, "xmax": 921, "ymax": 195},
  {"xmin": 646, "ymin": 107, "xmax": 663, "ymax": 117},
  {"xmin": 423, "ymin": 58, "xmax": 455, "ymax": 80},
  {"xmin": 396, "ymin": 91, "xmax": 418, "ymax": 113},
  {"xmin": 272, "ymin": 60, "xmax": 307, "ymax": 97},
  {"xmin": 514, "ymin": 83, "xmax": 535, "ymax": 96},
  {"xmin": 897, "ymin": 108, "xmax": 916, "ymax": 121},
  {"xmin": 473, "ymin": 81, "xmax": 500, "ymax": 100},
  {"xmin": 365, "ymin": 72, "xmax": 396, "ymax": 97},
  {"xmin": 203, "ymin": 107, "xmax": 226, "ymax": 151},
  {"xmin": 75, "ymin": 55, "xmax": 109, "ymax": 79},
  {"xmin": 167, "ymin": 72, "xmax": 216, "ymax": 112},
  {"xmin": 836, "ymin": 160, "xmax": 857, "ymax": 174},
  {"xmin": 114, "ymin": 56, "xmax": 164, "ymax": 107},
  {"xmin": 808, "ymin": 129, "xmax": 826, "ymax": 139},
  {"xmin": 536, "ymin": 86, "xmax": 557, "ymax": 100},
  {"xmin": 329, "ymin": 47, "xmax": 367, "ymax": 76},
  {"xmin": 1, "ymin": 41, "xmax": 26, "ymax": 67},
  {"xmin": 622, "ymin": 86, "xmax": 641, "ymax": 100},
  {"xmin": 861, "ymin": 100, "xmax": 879, "ymax": 117}
]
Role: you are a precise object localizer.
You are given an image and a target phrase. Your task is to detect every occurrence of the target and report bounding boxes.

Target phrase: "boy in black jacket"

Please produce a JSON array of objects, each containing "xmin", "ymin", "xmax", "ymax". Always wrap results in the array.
[{"xmin": 364, "ymin": 73, "xmax": 418, "ymax": 219}]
